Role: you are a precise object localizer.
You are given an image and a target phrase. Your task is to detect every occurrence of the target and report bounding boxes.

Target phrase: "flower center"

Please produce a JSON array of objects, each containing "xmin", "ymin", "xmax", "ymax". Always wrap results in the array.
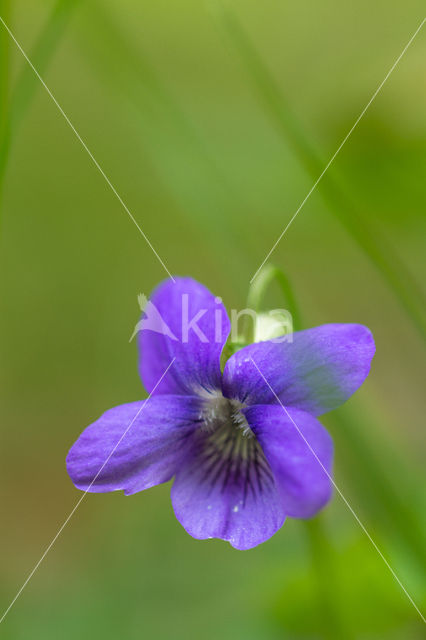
[
  {"xmin": 195, "ymin": 393, "xmax": 274, "ymax": 501},
  {"xmin": 202, "ymin": 393, "xmax": 251, "ymax": 438}
]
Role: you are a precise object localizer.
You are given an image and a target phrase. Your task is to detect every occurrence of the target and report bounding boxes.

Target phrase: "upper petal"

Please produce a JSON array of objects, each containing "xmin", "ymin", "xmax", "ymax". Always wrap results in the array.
[
  {"xmin": 66, "ymin": 395, "xmax": 203, "ymax": 495},
  {"xmin": 171, "ymin": 420, "xmax": 286, "ymax": 550},
  {"xmin": 138, "ymin": 277, "xmax": 230, "ymax": 396},
  {"xmin": 244, "ymin": 404, "xmax": 333, "ymax": 518},
  {"xmin": 223, "ymin": 324, "xmax": 375, "ymax": 415}
]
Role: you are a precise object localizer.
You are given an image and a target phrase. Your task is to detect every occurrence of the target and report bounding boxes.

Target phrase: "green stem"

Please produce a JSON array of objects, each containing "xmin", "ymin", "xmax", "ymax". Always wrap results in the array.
[
  {"xmin": 304, "ymin": 517, "xmax": 352, "ymax": 640},
  {"xmin": 246, "ymin": 269, "xmax": 348, "ymax": 635},
  {"xmin": 211, "ymin": 4, "xmax": 426, "ymax": 339},
  {"xmin": 243, "ymin": 264, "xmax": 302, "ymax": 344},
  {"xmin": 246, "ymin": 263, "xmax": 302, "ymax": 330}
]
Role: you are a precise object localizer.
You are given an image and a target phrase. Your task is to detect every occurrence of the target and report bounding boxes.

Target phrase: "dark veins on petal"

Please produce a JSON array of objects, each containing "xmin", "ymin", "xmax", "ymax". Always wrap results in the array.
[{"xmin": 191, "ymin": 395, "xmax": 276, "ymax": 505}]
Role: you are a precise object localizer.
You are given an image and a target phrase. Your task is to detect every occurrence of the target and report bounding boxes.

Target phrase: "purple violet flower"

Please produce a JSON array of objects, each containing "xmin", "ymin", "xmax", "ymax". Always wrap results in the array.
[{"xmin": 66, "ymin": 277, "xmax": 375, "ymax": 550}]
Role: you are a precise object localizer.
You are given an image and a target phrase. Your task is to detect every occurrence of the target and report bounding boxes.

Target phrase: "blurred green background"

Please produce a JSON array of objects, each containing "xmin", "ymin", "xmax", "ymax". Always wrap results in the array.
[{"xmin": 0, "ymin": 1, "xmax": 425, "ymax": 638}]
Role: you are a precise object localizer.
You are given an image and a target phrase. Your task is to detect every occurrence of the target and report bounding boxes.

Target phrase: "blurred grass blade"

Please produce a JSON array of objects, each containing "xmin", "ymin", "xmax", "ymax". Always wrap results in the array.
[
  {"xmin": 0, "ymin": 0, "xmax": 11, "ymax": 199},
  {"xmin": 328, "ymin": 408, "xmax": 426, "ymax": 570},
  {"xmin": 88, "ymin": 0, "xmax": 245, "ymax": 210},
  {"xmin": 0, "ymin": 0, "xmax": 80, "ymax": 222},
  {"xmin": 210, "ymin": 4, "xmax": 426, "ymax": 338},
  {"xmin": 80, "ymin": 0, "xmax": 260, "ymax": 284},
  {"xmin": 0, "ymin": 0, "xmax": 10, "ymax": 130},
  {"xmin": 289, "ymin": 294, "xmax": 424, "ymax": 572}
]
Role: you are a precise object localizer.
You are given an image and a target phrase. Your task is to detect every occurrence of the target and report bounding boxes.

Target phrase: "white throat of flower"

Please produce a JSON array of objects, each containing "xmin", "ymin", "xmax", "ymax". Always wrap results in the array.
[{"xmin": 201, "ymin": 391, "xmax": 252, "ymax": 438}]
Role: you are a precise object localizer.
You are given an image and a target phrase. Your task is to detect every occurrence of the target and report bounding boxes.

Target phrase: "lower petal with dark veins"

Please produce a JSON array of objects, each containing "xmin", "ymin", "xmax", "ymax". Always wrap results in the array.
[{"xmin": 171, "ymin": 414, "xmax": 286, "ymax": 550}]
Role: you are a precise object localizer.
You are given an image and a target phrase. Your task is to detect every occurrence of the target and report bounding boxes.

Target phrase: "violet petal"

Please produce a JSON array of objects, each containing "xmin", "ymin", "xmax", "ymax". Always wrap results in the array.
[
  {"xmin": 138, "ymin": 277, "xmax": 230, "ymax": 396},
  {"xmin": 66, "ymin": 395, "xmax": 203, "ymax": 494},
  {"xmin": 223, "ymin": 324, "xmax": 375, "ymax": 415},
  {"xmin": 171, "ymin": 422, "xmax": 286, "ymax": 550},
  {"xmin": 244, "ymin": 404, "xmax": 333, "ymax": 518}
]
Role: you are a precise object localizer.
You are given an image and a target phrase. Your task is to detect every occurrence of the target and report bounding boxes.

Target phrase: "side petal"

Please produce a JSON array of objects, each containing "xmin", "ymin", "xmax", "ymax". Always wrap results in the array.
[
  {"xmin": 244, "ymin": 404, "xmax": 333, "ymax": 518},
  {"xmin": 223, "ymin": 324, "xmax": 375, "ymax": 415},
  {"xmin": 171, "ymin": 425, "xmax": 286, "ymax": 550},
  {"xmin": 66, "ymin": 395, "xmax": 203, "ymax": 495},
  {"xmin": 138, "ymin": 277, "xmax": 230, "ymax": 396}
]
